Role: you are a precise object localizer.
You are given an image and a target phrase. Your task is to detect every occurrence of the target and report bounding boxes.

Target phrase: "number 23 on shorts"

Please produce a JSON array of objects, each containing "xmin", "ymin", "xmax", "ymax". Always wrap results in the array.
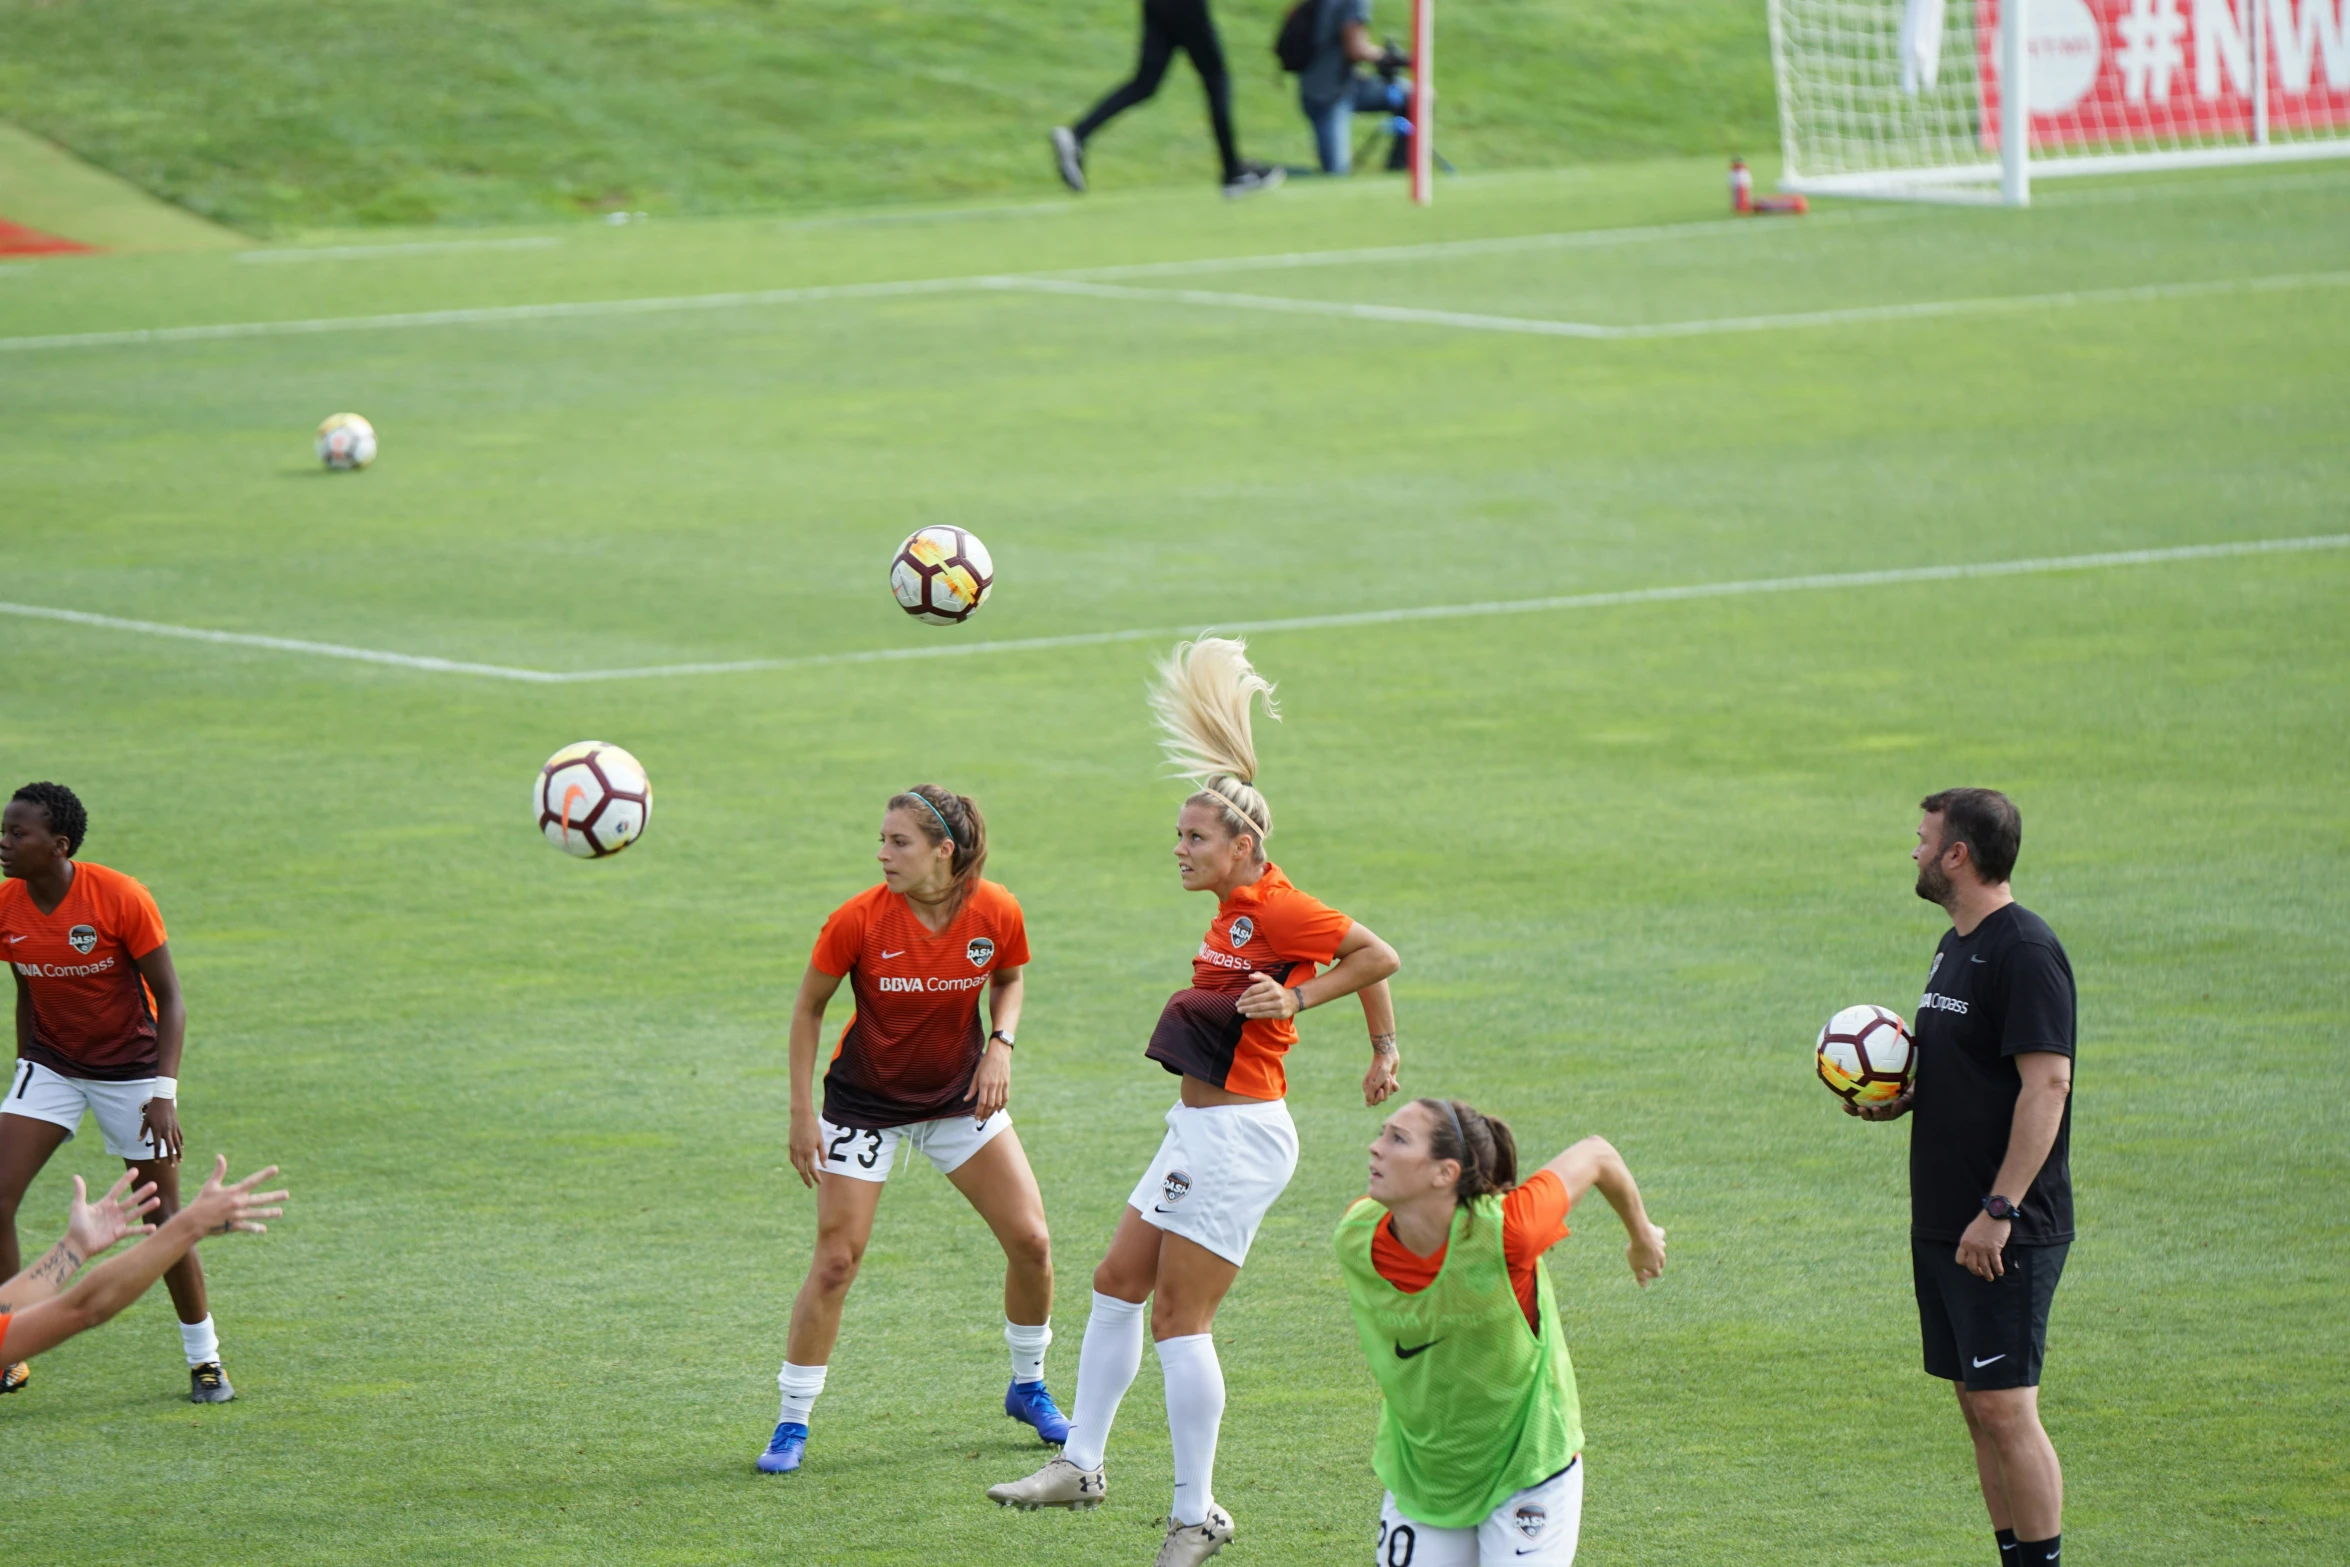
[{"xmin": 826, "ymin": 1125, "xmax": 884, "ymax": 1170}]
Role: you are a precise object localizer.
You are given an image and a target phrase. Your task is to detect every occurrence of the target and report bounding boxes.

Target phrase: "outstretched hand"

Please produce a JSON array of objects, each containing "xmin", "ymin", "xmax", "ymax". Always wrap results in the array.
[
  {"xmin": 66, "ymin": 1171, "xmax": 160, "ymax": 1259},
  {"xmin": 182, "ymin": 1155, "xmax": 288, "ymax": 1237}
]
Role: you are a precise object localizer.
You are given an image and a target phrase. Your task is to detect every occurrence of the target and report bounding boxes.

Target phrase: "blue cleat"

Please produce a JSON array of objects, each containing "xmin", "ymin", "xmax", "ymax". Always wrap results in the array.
[
  {"xmin": 1004, "ymin": 1379, "xmax": 1071, "ymax": 1445},
  {"xmin": 756, "ymin": 1421, "xmax": 808, "ymax": 1474}
]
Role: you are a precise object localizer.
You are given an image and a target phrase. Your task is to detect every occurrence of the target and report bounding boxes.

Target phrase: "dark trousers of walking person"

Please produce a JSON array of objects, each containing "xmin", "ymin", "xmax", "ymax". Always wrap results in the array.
[{"xmin": 1074, "ymin": 0, "xmax": 1242, "ymax": 181}]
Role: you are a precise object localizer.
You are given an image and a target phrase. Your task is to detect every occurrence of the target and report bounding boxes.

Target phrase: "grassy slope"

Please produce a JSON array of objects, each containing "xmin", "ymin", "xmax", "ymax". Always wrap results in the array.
[
  {"xmin": 0, "ymin": 169, "xmax": 2345, "ymax": 1564},
  {"xmin": 0, "ymin": 0, "xmax": 1774, "ymax": 233},
  {"xmin": 0, "ymin": 120, "xmax": 243, "ymax": 251}
]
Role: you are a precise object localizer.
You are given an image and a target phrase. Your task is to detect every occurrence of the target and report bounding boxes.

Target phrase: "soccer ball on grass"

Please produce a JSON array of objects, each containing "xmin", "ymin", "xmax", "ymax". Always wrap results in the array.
[
  {"xmin": 890, "ymin": 526, "xmax": 994, "ymax": 625},
  {"xmin": 1816, "ymin": 1004, "xmax": 1915, "ymax": 1105},
  {"xmin": 316, "ymin": 412, "xmax": 377, "ymax": 471},
  {"xmin": 534, "ymin": 742, "xmax": 651, "ymax": 858}
]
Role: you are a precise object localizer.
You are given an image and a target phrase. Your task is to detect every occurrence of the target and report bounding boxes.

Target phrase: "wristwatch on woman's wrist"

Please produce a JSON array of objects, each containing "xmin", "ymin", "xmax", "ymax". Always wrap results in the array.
[
  {"xmin": 1981, "ymin": 1194, "xmax": 2020, "ymax": 1222},
  {"xmin": 989, "ymin": 1029, "xmax": 1015, "ymax": 1049}
]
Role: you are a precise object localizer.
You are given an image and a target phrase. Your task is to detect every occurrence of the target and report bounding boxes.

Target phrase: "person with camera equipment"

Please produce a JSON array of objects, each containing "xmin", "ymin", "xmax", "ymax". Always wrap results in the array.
[{"xmin": 1281, "ymin": 0, "xmax": 1413, "ymax": 174}]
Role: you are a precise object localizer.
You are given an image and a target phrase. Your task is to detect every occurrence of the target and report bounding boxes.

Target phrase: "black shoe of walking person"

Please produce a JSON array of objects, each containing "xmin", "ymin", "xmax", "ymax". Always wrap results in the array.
[
  {"xmin": 1050, "ymin": 127, "xmax": 1087, "ymax": 193},
  {"xmin": 189, "ymin": 1361, "xmax": 235, "ymax": 1404},
  {"xmin": 1221, "ymin": 162, "xmax": 1285, "ymax": 200}
]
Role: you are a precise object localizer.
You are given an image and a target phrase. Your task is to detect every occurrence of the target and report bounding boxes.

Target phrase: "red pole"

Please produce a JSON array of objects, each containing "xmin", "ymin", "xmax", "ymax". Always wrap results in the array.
[{"xmin": 1410, "ymin": 0, "xmax": 1434, "ymax": 206}]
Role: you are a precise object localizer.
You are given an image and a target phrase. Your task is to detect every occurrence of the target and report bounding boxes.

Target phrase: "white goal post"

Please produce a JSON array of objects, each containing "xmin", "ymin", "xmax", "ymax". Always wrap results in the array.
[{"xmin": 1768, "ymin": 0, "xmax": 2350, "ymax": 203}]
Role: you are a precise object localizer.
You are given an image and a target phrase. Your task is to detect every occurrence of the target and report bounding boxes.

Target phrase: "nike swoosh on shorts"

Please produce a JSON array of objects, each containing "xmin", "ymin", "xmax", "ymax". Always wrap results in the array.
[{"xmin": 1973, "ymin": 1353, "xmax": 2006, "ymax": 1368}]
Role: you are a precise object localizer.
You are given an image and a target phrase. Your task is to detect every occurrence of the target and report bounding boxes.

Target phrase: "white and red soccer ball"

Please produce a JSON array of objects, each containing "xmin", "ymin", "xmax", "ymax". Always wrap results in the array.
[
  {"xmin": 316, "ymin": 412, "xmax": 377, "ymax": 471},
  {"xmin": 535, "ymin": 742, "xmax": 651, "ymax": 858},
  {"xmin": 1816, "ymin": 1004, "xmax": 1916, "ymax": 1105},
  {"xmin": 890, "ymin": 526, "xmax": 994, "ymax": 625}
]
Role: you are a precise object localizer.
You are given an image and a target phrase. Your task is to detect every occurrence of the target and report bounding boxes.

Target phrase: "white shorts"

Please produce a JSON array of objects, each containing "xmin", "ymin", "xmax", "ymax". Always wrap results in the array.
[
  {"xmin": 4, "ymin": 1059, "xmax": 166, "ymax": 1160},
  {"xmin": 1127, "ymin": 1098, "xmax": 1299, "ymax": 1266},
  {"xmin": 1377, "ymin": 1458, "xmax": 1583, "ymax": 1567},
  {"xmin": 815, "ymin": 1109, "xmax": 1011, "ymax": 1183}
]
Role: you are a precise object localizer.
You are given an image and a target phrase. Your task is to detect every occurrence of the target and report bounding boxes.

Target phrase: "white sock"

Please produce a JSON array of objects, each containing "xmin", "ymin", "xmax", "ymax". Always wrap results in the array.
[
  {"xmin": 776, "ymin": 1360, "xmax": 828, "ymax": 1426},
  {"xmin": 1060, "ymin": 1291, "xmax": 1145, "ymax": 1472},
  {"xmin": 1005, "ymin": 1317, "xmax": 1052, "ymax": 1386},
  {"xmin": 1157, "ymin": 1333, "xmax": 1225, "ymax": 1529},
  {"xmin": 179, "ymin": 1315, "xmax": 219, "ymax": 1368}
]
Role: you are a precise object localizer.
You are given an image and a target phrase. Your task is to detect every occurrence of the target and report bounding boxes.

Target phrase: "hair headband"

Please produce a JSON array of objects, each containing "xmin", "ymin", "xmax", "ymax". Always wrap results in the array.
[
  {"xmin": 1437, "ymin": 1099, "xmax": 1470, "ymax": 1171},
  {"xmin": 908, "ymin": 791, "xmax": 960, "ymax": 848},
  {"xmin": 1204, "ymin": 778, "xmax": 1268, "ymax": 841}
]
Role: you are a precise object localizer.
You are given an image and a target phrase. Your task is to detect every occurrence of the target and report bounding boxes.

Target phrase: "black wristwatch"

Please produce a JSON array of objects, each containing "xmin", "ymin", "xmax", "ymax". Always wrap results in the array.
[
  {"xmin": 989, "ymin": 1030, "xmax": 1015, "ymax": 1050},
  {"xmin": 1981, "ymin": 1195, "xmax": 2021, "ymax": 1222}
]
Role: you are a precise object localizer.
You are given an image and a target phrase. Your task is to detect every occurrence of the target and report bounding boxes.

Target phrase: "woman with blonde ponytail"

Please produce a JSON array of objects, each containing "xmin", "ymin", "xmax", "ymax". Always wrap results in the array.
[
  {"xmin": 756, "ymin": 784, "xmax": 1068, "ymax": 1476},
  {"xmin": 989, "ymin": 637, "xmax": 1405, "ymax": 1567}
]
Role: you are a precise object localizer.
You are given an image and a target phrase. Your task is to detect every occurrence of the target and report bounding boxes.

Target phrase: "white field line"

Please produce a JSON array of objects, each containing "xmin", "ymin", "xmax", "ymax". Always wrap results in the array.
[
  {"xmin": 991, "ymin": 269, "xmax": 2350, "ymax": 340},
  {"xmin": 0, "ymin": 600, "xmax": 563, "ymax": 682},
  {"xmin": 0, "ymin": 275, "xmax": 989, "ymax": 353},
  {"xmin": 3, "ymin": 536, "xmax": 2340, "ymax": 685},
  {"xmin": 237, "ymin": 237, "xmax": 564, "ymax": 264}
]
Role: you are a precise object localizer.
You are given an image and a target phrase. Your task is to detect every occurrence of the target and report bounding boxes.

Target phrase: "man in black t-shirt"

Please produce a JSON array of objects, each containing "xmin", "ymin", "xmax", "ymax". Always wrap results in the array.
[{"xmin": 1854, "ymin": 787, "xmax": 2075, "ymax": 1567}]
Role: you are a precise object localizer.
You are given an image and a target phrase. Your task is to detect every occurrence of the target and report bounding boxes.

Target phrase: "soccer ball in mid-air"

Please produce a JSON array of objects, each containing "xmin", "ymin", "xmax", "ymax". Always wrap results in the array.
[
  {"xmin": 535, "ymin": 742, "xmax": 651, "ymax": 858},
  {"xmin": 316, "ymin": 412, "xmax": 377, "ymax": 471},
  {"xmin": 890, "ymin": 526, "xmax": 994, "ymax": 625},
  {"xmin": 1816, "ymin": 1004, "xmax": 1916, "ymax": 1105}
]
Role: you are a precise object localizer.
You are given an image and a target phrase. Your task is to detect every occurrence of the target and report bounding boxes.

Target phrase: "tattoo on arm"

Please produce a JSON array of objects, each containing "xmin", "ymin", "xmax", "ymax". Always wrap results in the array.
[
  {"xmin": 29, "ymin": 1242, "xmax": 84, "ymax": 1287},
  {"xmin": 1370, "ymin": 1032, "xmax": 1398, "ymax": 1058}
]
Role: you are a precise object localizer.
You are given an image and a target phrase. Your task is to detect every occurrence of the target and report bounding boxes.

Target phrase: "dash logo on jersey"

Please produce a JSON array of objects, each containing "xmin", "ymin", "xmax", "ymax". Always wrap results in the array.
[
  {"xmin": 1160, "ymin": 1170, "xmax": 1192, "ymax": 1207},
  {"xmin": 1512, "ymin": 1503, "xmax": 1548, "ymax": 1540},
  {"xmin": 67, "ymin": 924, "xmax": 98, "ymax": 955},
  {"xmin": 1228, "ymin": 916, "xmax": 1254, "ymax": 948},
  {"xmin": 966, "ymin": 936, "xmax": 995, "ymax": 968}
]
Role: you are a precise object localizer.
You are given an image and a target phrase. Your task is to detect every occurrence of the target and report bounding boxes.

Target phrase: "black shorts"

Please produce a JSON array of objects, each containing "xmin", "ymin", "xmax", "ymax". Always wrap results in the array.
[{"xmin": 1912, "ymin": 1237, "xmax": 2067, "ymax": 1390}]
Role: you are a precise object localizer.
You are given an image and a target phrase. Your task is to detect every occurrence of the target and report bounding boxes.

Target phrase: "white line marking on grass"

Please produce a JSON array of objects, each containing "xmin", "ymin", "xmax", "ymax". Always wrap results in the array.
[
  {"xmin": 0, "ymin": 601, "xmax": 564, "ymax": 683},
  {"xmin": 0, "ymin": 275, "xmax": 991, "ymax": 353},
  {"xmin": 992, "ymin": 270, "xmax": 2350, "ymax": 340},
  {"xmin": 237, "ymin": 237, "xmax": 565, "ymax": 263},
  {"xmin": 6, "ymin": 537, "xmax": 2337, "ymax": 684}
]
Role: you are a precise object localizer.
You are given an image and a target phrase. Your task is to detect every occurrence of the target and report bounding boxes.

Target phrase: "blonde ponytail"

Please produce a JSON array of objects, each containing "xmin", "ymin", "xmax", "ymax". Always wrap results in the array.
[{"xmin": 1149, "ymin": 636, "xmax": 1279, "ymax": 857}]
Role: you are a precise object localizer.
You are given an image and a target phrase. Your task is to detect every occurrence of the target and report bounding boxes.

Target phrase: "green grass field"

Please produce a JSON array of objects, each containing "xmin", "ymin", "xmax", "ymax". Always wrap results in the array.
[
  {"xmin": 0, "ymin": 0, "xmax": 1773, "ymax": 233},
  {"xmin": 2, "ymin": 162, "xmax": 2345, "ymax": 1565}
]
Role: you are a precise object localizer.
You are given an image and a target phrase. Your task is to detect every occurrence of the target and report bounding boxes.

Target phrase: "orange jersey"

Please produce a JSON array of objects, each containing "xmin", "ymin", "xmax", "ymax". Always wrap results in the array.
[
  {"xmin": 811, "ymin": 879, "xmax": 1030, "ymax": 1129},
  {"xmin": 1144, "ymin": 863, "xmax": 1352, "ymax": 1101},
  {"xmin": 1369, "ymin": 1170, "xmax": 1573, "ymax": 1331},
  {"xmin": 2, "ymin": 861, "xmax": 168, "ymax": 1082}
]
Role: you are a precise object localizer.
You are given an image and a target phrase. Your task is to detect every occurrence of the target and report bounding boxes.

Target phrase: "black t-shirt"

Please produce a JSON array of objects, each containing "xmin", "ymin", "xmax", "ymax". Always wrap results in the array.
[{"xmin": 1909, "ymin": 903, "xmax": 2077, "ymax": 1245}]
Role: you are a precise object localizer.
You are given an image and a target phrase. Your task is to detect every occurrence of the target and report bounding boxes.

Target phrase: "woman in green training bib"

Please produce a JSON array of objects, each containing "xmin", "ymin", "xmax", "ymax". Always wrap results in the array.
[{"xmin": 1337, "ymin": 1097, "xmax": 1666, "ymax": 1566}]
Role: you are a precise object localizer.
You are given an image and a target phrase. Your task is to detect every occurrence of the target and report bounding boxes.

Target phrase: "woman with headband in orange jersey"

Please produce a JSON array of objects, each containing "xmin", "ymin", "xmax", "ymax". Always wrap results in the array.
[{"xmin": 988, "ymin": 638, "xmax": 1404, "ymax": 1567}]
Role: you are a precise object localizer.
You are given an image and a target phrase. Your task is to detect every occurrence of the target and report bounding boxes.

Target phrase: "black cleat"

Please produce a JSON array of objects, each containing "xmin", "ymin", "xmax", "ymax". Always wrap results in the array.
[
  {"xmin": 189, "ymin": 1362, "xmax": 235, "ymax": 1403},
  {"xmin": 1, "ymin": 1361, "xmax": 28, "ymax": 1394},
  {"xmin": 1050, "ymin": 127, "xmax": 1087, "ymax": 193}
]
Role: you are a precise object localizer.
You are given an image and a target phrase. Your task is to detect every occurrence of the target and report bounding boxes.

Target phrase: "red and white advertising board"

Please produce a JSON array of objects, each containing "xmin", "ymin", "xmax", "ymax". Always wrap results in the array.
[{"xmin": 1976, "ymin": 0, "xmax": 2350, "ymax": 147}]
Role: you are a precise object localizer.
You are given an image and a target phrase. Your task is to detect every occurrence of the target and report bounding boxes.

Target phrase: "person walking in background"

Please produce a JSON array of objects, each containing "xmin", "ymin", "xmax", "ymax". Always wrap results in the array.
[
  {"xmin": 1051, "ymin": 0, "xmax": 1285, "ymax": 199},
  {"xmin": 1293, "ymin": 0, "xmax": 1412, "ymax": 175},
  {"xmin": 1855, "ymin": 789, "xmax": 2076, "ymax": 1567}
]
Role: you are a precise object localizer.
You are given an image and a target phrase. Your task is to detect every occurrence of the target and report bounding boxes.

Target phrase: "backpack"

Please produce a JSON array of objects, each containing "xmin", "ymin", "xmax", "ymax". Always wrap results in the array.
[{"xmin": 1274, "ymin": 0, "xmax": 1320, "ymax": 73}]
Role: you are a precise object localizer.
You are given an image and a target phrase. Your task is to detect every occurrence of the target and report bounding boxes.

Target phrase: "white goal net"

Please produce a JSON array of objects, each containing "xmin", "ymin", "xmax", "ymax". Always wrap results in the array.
[{"xmin": 1769, "ymin": 0, "xmax": 2350, "ymax": 201}]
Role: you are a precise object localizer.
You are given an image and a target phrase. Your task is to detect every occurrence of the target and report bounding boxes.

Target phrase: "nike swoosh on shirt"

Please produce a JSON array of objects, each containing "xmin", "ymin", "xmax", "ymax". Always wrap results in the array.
[
  {"xmin": 4, "ymin": 935, "xmax": 21, "ymax": 943},
  {"xmin": 880, "ymin": 949, "xmax": 905, "ymax": 959},
  {"xmin": 1971, "ymin": 954, "xmax": 1987, "ymax": 963},
  {"xmin": 1393, "ymin": 1340, "xmax": 1441, "ymax": 1360},
  {"xmin": 1972, "ymin": 1353, "xmax": 2007, "ymax": 1368}
]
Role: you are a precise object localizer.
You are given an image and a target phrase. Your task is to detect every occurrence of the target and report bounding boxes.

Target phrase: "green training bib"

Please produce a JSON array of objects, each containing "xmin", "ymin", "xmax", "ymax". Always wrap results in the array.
[{"xmin": 1335, "ymin": 1195, "xmax": 1583, "ymax": 1528}]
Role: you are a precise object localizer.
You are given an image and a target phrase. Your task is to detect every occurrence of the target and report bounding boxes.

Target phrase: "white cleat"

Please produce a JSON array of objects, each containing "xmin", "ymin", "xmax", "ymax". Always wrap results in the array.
[
  {"xmin": 986, "ymin": 1455, "xmax": 1106, "ymax": 1511},
  {"xmin": 1154, "ymin": 1504, "xmax": 1235, "ymax": 1566}
]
